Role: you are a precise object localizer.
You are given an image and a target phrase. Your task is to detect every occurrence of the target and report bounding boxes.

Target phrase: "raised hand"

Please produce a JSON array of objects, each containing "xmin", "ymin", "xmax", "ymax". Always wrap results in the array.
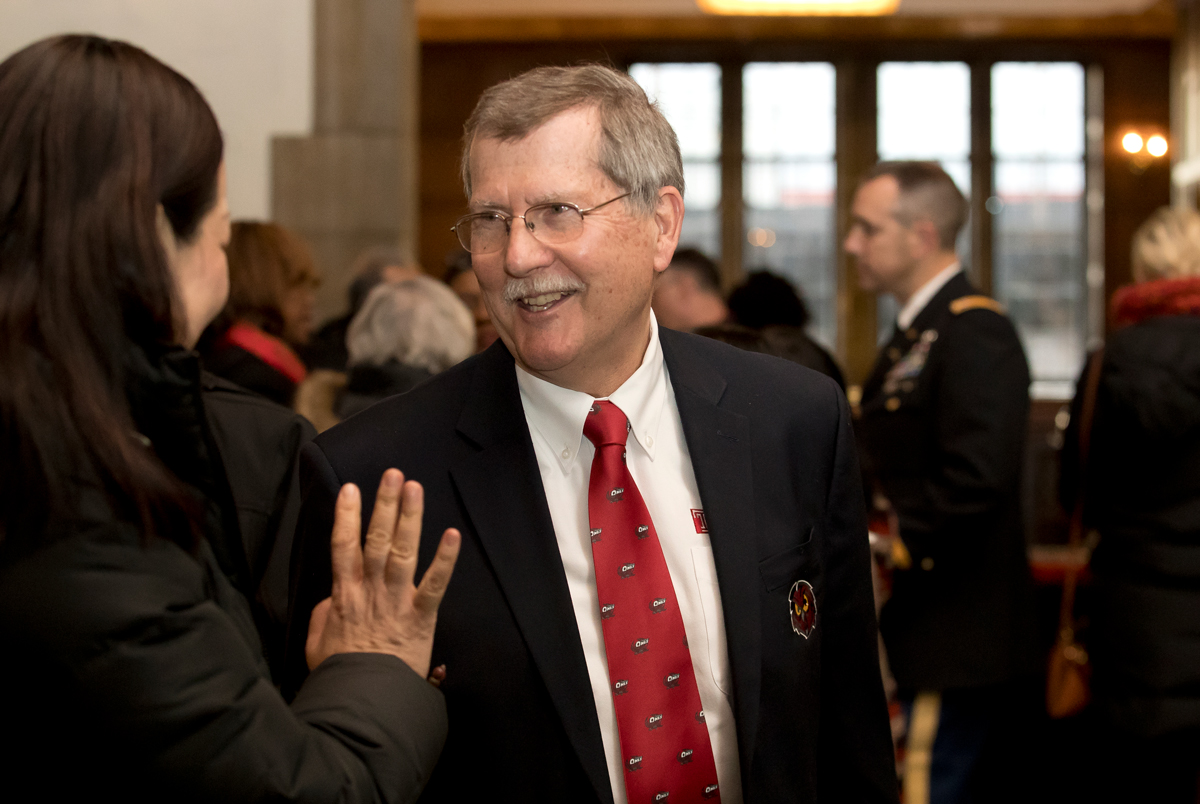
[{"xmin": 306, "ymin": 469, "xmax": 461, "ymax": 679}]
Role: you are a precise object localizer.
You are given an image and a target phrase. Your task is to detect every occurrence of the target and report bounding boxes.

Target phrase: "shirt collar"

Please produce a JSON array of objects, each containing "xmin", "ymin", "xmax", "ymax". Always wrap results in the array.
[
  {"xmin": 516, "ymin": 312, "xmax": 668, "ymax": 475},
  {"xmin": 897, "ymin": 262, "xmax": 961, "ymax": 330}
]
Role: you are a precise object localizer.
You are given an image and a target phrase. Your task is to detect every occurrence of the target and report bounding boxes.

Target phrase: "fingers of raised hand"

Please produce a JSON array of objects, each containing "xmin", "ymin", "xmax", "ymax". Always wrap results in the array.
[
  {"xmin": 363, "ymin": 469, "xmax": 405, "ymax": 581},
  {"xmin": 384, "ymin": 480, "xmax": 425, "ymax": 586},
  {"xmin": 330, "ymin": 484, "xmax": 364, "ymax": 591},
  {"xmin": 411, "ymin": 528, "xmax": 461, "ymax": 620}
]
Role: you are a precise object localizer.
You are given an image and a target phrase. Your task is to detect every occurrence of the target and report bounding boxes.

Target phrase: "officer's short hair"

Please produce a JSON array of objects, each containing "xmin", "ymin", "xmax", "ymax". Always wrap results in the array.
[
  {"xmin": 461, "ymin": 64, "xmax": 684, "ymax": 217},
  {"xmin": 862, "ymin": 161, "xmax": 967, "ymax": 251},
  {"xmin": 668, "ymin": 247, "xmax": 722, "ymax": 295},
  {"xmin": 1131, "ymin": 206, "xmax": 1200, "ymax": 282}
]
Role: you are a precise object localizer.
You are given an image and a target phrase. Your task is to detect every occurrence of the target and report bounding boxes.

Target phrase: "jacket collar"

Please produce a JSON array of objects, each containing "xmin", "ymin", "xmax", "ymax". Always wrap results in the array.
[
  {"xmin": 127, "ymin": 343, "xmax": 249, "ymax": 594},
  {"xmin": 908, "ymin": 270, "xmax": 976, "ymax": 333},
  {"xmin": 1111, "ymin": 275, "xmax": 1200, "ymax": 328}
]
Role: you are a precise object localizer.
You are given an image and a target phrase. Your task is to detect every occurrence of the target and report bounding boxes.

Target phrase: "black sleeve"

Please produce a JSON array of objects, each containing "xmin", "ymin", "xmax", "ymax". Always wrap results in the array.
[
  {"xmin": 284, "ymin": 439, "xmax": 343, "ymax": 700},
  {"xmin": 897, "ymin": 310, "xmax": 1030, "ymax": 560},
  {"xmin": 202, "ymin": 381, "xmax": 317, "ymax": 679},
  {"xmin": 817, "ymin": 388, "xmax": 901, "ymax": 804},
  {"xmin": 1, "ymin": 529, "xmax": 446, "ymax": 804}
]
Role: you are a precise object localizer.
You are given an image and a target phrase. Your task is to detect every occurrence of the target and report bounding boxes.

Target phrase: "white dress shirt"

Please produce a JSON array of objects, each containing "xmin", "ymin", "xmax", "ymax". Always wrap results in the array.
[
  {"xmin": 516, "ymin": 313, "xmax": 743, "ymax": 804},
  {"xmin": 896, "ymin": 262, "xmax": 962, "ymax": 330}
]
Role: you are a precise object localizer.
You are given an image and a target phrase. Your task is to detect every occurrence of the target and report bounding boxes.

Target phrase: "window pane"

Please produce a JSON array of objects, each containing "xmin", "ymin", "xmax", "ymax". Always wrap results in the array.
[
  {"xmin": 876, "ymin": 62, "xmax": 972, "ymax": 334},
  {"xmin": 993, "ymin": 63, "xmax": 1085, "ymax": 160},
  {"xmin": 743, "ymin": 62, "xmax": 837, "ymax": 349},
  {"xmin": 992, "ymin": 62, "xmax": 1086, "ymax": 399},
  {"xmin": 630, "ymin": 63, "xmax": 722, "ymax": 260},
  {"xmin": 878, "ymin": 62, "xmax": 971, "ymax": 166}
]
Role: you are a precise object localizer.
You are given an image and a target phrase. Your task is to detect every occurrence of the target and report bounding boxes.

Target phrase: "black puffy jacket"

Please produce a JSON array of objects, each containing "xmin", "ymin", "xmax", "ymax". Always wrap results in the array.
[
  {"xmin": 0, "ymin": 347, "xmax": 447, "ymax": 802},
  {"xmin": 1068, "ymin": 314, "xmax": 1200, "ymax": 737}
]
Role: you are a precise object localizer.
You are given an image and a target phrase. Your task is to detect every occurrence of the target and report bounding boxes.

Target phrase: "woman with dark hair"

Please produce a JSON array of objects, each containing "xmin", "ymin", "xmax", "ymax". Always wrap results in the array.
[
  {"xmin": 201, "ymin": 221, "xmax": 321, "ymax": 406},
  {"xmin": 0, "ymin": 35, "xmax": 458, "ymax": 802}
]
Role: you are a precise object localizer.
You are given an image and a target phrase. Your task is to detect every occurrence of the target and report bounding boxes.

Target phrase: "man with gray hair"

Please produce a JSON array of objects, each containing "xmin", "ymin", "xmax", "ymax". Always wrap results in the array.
[
  {"xmin": 289, "ymin": 64, "xmax": 896, "ymax": 804},
  {"xmin": 846, "ymin": 161, "xmax": 1035, "ymax": 804}
]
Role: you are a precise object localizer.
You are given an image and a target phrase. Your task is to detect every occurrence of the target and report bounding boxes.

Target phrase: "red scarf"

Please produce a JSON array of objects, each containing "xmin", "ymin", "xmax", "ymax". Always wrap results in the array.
[
  {"xmin": 1110, "ymin": 275, "xmax": 1200, "ymax": 329},
  {"xmin": 220, "ymin": 321, "xmax": 308, "ymax": 384}
]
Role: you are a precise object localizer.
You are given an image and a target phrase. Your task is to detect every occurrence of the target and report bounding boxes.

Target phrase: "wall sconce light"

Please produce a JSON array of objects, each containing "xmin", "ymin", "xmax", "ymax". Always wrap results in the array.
[
  {"xmin": 1122, "ymin": 129, "xmax": 1168, "ymax": 174},
  {"xmin": 697, "ymin": 0, "xmax": 899, "ymax": 15}
]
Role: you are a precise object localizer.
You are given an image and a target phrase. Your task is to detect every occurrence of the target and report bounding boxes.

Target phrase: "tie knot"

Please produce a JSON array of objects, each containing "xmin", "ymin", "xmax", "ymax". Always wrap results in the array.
[{"xmin": 583, "ymin": 400, "xmax": 630, "ymax": 448}]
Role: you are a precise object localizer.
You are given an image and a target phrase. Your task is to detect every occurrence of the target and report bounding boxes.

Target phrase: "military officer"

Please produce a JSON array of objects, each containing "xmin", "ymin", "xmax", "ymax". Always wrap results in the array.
[{"xmin": 845, "ymin": 161, "xmax": 1037, "ymax": 804}]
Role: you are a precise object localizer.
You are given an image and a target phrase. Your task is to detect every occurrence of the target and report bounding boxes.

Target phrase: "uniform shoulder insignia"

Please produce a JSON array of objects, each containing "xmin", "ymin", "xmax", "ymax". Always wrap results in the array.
[{"xmin": 949, "ymin": 295, "xmax": 1005, "ymax": 315}]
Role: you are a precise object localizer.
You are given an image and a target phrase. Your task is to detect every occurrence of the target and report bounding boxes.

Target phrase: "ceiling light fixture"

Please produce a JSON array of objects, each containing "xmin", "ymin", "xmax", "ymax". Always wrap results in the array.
[{"xmin": 696, "ymin": 0, "xmax": 900, "ymax": 15}]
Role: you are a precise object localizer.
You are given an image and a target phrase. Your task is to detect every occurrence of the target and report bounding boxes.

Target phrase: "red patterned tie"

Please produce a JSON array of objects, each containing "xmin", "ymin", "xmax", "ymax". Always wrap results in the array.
[{"xmin": 584, "ymin": 400, "xmax": 721, "ymax": 804}]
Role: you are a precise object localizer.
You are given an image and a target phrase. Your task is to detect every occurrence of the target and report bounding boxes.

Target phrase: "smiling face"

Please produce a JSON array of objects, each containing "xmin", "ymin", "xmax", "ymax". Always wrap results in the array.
[
  {"xmin": 467, "ymin": 105, "xmax": 680, "ymax": 396},
  {"xmin": 844, "ymin": 175, "xmax": 920, "ymax": 299}
]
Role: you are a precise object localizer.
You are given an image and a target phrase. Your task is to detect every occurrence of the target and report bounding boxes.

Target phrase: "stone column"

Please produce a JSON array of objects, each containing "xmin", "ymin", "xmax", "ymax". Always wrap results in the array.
[
  {"xmin": 272, "ymin": 0, "xmax": 419, "ymax": 321},
  {"xmin": 1172, "ymin": 0, "xmax": 1200, "ymax": 207}
]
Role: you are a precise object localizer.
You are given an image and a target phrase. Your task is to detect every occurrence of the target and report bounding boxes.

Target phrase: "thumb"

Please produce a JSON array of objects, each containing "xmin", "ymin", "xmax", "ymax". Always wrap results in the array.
[{"xmin": 306, "ymin": 598, "xmax": 333, "ymax": 671}]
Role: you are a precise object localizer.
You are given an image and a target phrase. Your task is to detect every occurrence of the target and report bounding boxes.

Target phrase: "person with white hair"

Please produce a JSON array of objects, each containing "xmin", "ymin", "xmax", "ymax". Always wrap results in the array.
[
  {"xmin": 295, "ymin": 275, "xmax": 475, "ymax": 431},
  {"xmin": 339, "ymin": 275, "xmax": 475, "ymax": 418}
]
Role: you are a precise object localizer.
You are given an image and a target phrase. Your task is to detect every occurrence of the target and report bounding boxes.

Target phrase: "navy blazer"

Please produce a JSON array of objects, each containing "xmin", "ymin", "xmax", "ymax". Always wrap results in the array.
[{"xmin": 285, "ymin": 328, "xmax": 897, "ymax": 804}]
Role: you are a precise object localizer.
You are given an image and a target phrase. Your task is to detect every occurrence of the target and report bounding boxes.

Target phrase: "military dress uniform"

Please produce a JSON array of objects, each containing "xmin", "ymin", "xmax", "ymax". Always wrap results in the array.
[{"xmin": 856, "ymin": 271, "xmax": 1037, "ymax": 801}]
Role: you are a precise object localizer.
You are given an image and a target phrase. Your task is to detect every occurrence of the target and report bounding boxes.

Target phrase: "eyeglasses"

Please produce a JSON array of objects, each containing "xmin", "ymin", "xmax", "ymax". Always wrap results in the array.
[{"xmin": 451, "ymin": 192, "xmax": 632, "ymax": 255}]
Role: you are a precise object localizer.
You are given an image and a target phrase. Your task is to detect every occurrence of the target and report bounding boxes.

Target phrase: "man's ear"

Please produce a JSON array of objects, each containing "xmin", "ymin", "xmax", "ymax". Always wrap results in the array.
[
  {"xmin": 908, "ymin": 218, "xmax": 942, "ymax": 259},
  {"xmin": 652, "ymin": 186, "xmax": 684, "ymax": 273}
]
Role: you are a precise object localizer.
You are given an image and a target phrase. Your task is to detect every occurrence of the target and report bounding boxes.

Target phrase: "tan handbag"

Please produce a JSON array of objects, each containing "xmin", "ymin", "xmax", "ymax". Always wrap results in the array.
[{"xmin": 1046, "ymin": 348, "xmax": 1104, "ymax": 719}]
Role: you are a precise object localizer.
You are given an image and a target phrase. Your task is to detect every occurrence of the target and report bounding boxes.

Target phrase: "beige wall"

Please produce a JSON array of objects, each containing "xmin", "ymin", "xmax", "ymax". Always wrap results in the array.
[{"xmin": 0, "ymin": 0, "xmax": 313, "ymax": 222}]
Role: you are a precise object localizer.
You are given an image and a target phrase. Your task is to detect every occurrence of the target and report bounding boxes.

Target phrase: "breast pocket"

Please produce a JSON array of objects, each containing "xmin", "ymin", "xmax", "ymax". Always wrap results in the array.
[
  {"xmin": 691, "ymin": 546, "xmax": 731, "ymax": 696},
  {"xmin": 758, "ymin": 526, "xmax": 816, "ymax": 594}
]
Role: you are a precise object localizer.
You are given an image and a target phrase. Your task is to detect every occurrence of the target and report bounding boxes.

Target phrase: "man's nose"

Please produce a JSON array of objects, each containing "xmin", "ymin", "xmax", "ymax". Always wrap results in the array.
[
  {"xmin": 844, "ymin": 227, "xmax": 862, "ymax": 256},
  {"xmin": 504, "ymin": 215, "xmax": 553, "ymax": 275}
]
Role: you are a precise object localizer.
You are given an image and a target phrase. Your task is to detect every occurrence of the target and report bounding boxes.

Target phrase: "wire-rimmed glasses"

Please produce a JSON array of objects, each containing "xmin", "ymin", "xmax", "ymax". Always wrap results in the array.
[{"xmin": 451, "ymin": 192, "xmax": 631, "ymax": 255}]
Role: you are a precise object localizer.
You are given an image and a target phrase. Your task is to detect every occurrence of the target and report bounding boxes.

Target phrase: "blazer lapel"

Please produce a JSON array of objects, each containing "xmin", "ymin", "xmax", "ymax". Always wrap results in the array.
[
  {"xmin": 449, "ymin": 345, "xmax": 614, "ymax": 804},
  {"xmin": 660, "ymin": 330, "xmax": 763, "ymax": 787}
]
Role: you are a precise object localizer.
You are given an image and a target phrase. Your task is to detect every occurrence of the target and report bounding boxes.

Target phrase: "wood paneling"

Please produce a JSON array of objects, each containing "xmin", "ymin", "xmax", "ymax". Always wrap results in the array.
[
  {"xmin": 419, "ymin": 3, "xmax": 1174, "ymax": 43},
  {"xmin": 1101, "ymin": 42, "xmax": 1173, "ymax": 314},
  {"xmin": 835, "ymin": 59, "xmax": 879, "ymax": 384}
]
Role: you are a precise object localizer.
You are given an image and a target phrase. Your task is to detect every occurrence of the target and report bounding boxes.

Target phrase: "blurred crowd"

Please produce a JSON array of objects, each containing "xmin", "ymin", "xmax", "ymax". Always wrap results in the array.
[{"xmin": 1, "ymin": 33, "xmax": 1197, "ymax": 804}]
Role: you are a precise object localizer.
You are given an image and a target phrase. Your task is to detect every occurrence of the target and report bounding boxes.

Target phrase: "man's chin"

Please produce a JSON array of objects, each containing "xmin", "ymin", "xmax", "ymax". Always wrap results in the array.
[
  {"xmin": 502, "ymin": 332, "xmax": 578, "ymax": 377},
  {"xmin": 854, "ymin": 271, "xmax": 881, "ymax": 294}
]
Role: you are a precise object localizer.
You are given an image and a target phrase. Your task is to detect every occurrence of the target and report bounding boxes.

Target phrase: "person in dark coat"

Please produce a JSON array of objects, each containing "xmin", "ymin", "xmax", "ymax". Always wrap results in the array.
[
  {"xmin": 725, "ymin": 270, "xmax": 844, "ymax": 387},
  {"xmin": 846, "ymin": 162, "xmax": 1036, "ymax": 804},
  {"xmin": 302, "ymin": 246, "xmax": 418, "ymax": 372},
  {"xmin": 1061, "ymin": 206, "xmax": 1200, "ymax": 803},
  {"xmin": 0, "ymin": 35, "xmax": 459, "ymax": 803},
  {"xmin": 694, "ymin": 323, "xmax": 846, "ymax": 390},
  {"xmin": 338, "ymin": 275, "xmax": 475, "ymax": 419},
  {"xmin": 200, "ymin": 221, "xmax": 321, "ymax": 406}
]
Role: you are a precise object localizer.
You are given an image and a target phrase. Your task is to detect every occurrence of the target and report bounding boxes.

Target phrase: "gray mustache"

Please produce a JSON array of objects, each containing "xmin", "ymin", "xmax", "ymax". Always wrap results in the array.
[{"xmin": 502, "ymin": 274, "xmax": 586, "ymax": 304}]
